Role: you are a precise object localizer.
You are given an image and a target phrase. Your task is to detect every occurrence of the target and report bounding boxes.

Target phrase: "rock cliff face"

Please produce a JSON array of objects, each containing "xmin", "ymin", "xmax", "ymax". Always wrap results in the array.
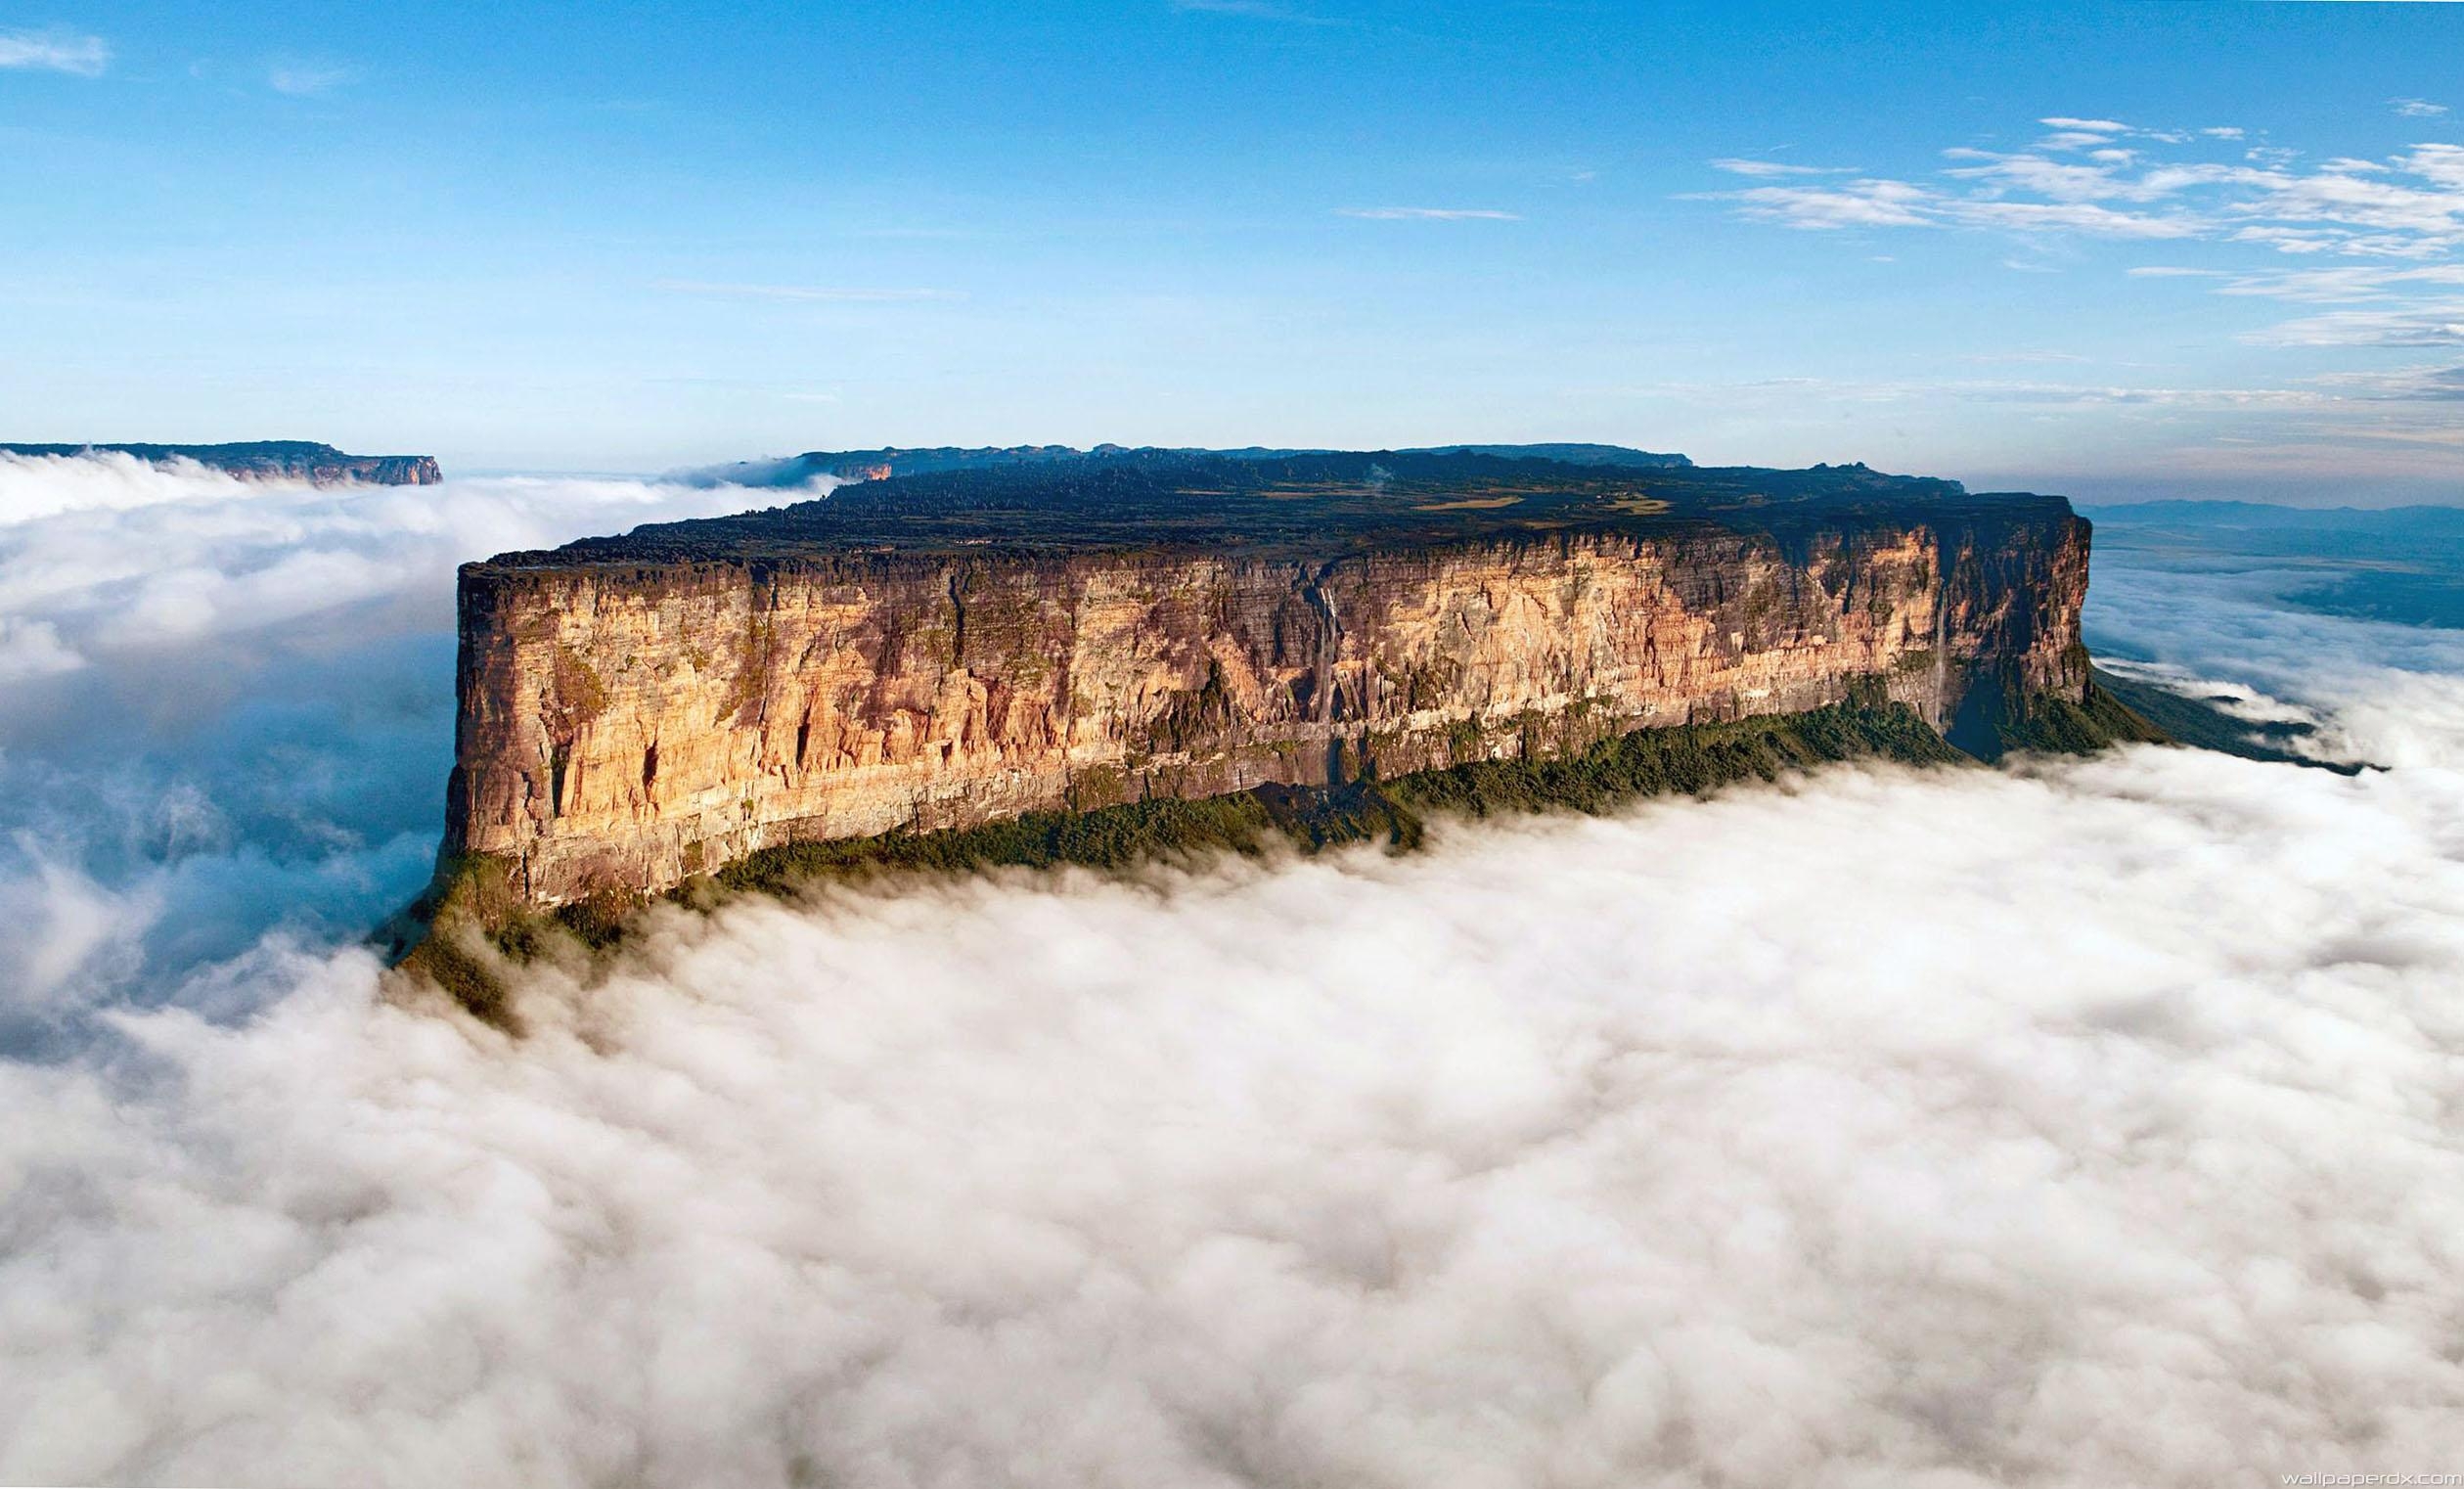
[
  {"xmin": 0, "ymin": 441, "xmax": 441, "ymax": 486},
  {"xmin": 443, "ymin": 451, "xmax": 2089, "ymax": 906}
]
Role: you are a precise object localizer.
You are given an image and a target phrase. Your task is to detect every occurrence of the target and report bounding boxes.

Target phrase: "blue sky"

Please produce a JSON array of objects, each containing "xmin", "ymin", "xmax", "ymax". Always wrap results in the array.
[{"xmin": 1, "ymin": 0, "xmax": 2459, "ymax": 497}]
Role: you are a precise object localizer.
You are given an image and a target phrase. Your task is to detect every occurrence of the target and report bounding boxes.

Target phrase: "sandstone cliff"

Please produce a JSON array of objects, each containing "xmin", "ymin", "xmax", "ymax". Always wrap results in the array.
[
  {"xmin": 0, "ymin": 440, "xmax": 442, "ymax": 486},
  {"xmin": 443, "ymin": 451, "xmax": 2089, "ymax": 906}
]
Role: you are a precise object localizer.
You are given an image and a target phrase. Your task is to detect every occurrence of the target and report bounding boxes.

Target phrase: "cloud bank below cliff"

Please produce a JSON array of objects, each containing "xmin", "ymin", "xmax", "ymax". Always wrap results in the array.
[
  {"xmin": 2085, "ymin": 543, "xmax": 2464, "ymax": 768},
  {"xmin": 0, "ymin": 453, "xmax": 784, "ymax": 1031},
  {"xmin": 7, "ymin": 747, "xmax": 2464, "ymax": 1486}
]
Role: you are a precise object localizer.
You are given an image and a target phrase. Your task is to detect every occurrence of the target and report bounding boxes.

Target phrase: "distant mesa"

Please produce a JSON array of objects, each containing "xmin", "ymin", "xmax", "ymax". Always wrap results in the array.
[
  {"xmin": 0, "ymin": 440, "xmax": 442, "ymax": 487},
  {"xmin": 1409, "ymin": 443, "xmax": 1691, "ymax": 470},
  {"xmin": 677, "ymin": 441, "xmax": 1692, "ymax": 490}
]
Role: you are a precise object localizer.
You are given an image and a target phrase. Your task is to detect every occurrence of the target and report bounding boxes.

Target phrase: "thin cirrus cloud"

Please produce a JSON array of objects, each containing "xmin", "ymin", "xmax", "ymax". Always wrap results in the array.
[
  {"xmin": 266, "ymin": 60, "xmax": 356, "ymax": 96},
  {"xmin": 1704, "ymin": 119, "xmax": 2464, "ymax": 251},
  {"xmin": 2392, "ymin": 98, "xmax": 2448, "ymax": 118},
  {"xmin": 0, "ymin": 26, "xmax": 109, "ymax": 75},
  {"xmin": 1336, "ymin": 206, "xmax": 1522, "ymax": 221},
  {"xmin": 2307, "ymin": 363, "xmax": 2464, "ymax": 401},
  {"xmin": 653, "ymin": 280, "xmax": 965, "ymax": 302},
  {"xmin": 1707, "ymin": 158, "xmax": 1852, "ymax": 178},
  {"xmin": 2254, "ymin": 302, "xmax": 2464, "ymax": 349},
  {"xmin": 1700, "ymin": 113, "xmax": 2464, "ymax": 378},
  {"xmin": 1169, "ymin": 0, "xmax": 1341, "ymax": 23}
]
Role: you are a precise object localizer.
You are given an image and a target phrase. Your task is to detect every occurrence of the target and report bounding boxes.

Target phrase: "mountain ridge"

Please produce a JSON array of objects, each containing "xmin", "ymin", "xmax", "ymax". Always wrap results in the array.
[{"xmin": 0, "ymin": 440, "xmax": 442, "ymax": 486}]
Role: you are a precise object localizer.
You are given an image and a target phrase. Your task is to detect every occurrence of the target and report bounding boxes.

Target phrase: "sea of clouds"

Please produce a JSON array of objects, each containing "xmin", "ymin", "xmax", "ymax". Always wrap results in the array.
[{"xmin": 3, "ymin": 453, "xmax": 2462, "ymax": 1487}]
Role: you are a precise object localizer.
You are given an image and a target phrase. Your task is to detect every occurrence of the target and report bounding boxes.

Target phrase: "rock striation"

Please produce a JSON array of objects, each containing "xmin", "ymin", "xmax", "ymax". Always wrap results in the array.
[
  {"xmin": 0, "ymin": 440, "xmax": 441, "ymax": 485},
  {"xmin": 443, "ymin": 450, "xmax": 2090, "ymax": 906}
]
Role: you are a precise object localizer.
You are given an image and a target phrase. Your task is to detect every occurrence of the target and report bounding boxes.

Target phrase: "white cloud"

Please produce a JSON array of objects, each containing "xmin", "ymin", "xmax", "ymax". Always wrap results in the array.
[
  {"xmin": 1702, "ymin": 179, "xmax": 1936, "ymax": 230},
  {"xmin": 0, "ymin": 617, "xmax": 83, "ymax": 682},
  {"xmin": 2256, "ymin": 302, "xmax": 2464, "ymax": 348},
  {"xmin": 0, "ymin": 454, "xmax": 818, "ymax": 1022},
  {"xmin": 2214, "ymin": 264, "xmax": 2464, "ymax": 303},
  {"xmin": 2086, "ymin": 558, "xmax": 2464, "ymax": 766},
  {"xmin": 0, "ymin": 451, "xmax": 795, "ymax": 664},
  {"xmin": 0, "ymin": 26, "xmax": 109, "ymax": 75},
  {"xmin": 1946, "ymin": 199, "xmax": 2202, "ymax": 239},
  {"xmin": 2305, "ymin": 363, "xmax": 2464, "ymax": 402},
  {"xmin": 1704, "ymin": 105, "xmax": 2464, "ymax": 409},
  {"xmin": 267, "ymin": 60, "xmax": 355, "ymax": 95},
  {"xmin": 2392, "ymin": 98, "xmax": 2449, "ymax": 118},
  {"xmin": 10, "ymin": 735, "xmax": 2464, "ymax": 1484},
  {"xmin": 2403, "ymin": 144, "xmax": 2464, "ymax": 191},
  {"xmin": 1336, "ymin": 207, "xmax": 1522, "ymax": 221},
  {"xmin": 1707, "ymin": 158, "xmax": 1847, "ymax": 178}
]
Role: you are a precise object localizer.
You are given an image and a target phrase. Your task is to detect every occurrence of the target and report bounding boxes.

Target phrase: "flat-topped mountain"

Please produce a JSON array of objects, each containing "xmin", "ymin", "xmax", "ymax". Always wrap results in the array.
[
  {"xmin": 515, "ymin": 450, "xmax": 1974, "ymax": 566},
  {"xmin": 683, "ymin": 441, "xmax": 1690, "ymax": 490},
  {"xmin": 444, "ymin": 447, "xmax": 2109, "ymax": 910},
  {"xmin": 0, "ymin": 440, "xmax": 441, "ymax": 486}
]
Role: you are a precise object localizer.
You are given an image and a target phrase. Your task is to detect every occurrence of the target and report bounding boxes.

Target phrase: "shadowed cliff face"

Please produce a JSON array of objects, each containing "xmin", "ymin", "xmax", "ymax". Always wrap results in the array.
[{"xmin": 443, "ymin": 454, "xmax": 2089, "ymax": 905}]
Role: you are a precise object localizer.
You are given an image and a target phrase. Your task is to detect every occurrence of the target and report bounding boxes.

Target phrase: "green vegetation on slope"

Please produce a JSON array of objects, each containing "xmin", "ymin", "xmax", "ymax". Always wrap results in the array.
[
  {"xmin": 2087, "ymin": 665, "xmax": 2358, "ymax": 773},
  {"xmin": 1959, "ymin": 675, "xmax": 2172, "ymax": 761}
]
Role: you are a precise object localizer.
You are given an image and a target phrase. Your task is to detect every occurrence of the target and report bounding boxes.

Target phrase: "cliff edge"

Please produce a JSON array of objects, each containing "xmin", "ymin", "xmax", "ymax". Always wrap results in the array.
[
  {"xmin": 438, "ymin": 449, "xmax": 2103, "ymax": 909},
  {"xmin": 0, "ymin": 440, "xmax": 442, "ymax": 486}
]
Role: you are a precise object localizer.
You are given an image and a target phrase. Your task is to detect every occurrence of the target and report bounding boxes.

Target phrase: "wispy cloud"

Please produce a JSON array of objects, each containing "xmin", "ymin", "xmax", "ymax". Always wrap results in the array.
[
  {"xmin": 267, "ymin": 60, "xmax": 355, "ymax": 96},
  {"xmin": 1705, "ymin": 179, "xmax": 1934, "ymax": 230},
  {"xmin": 2392, "ymin": 98, "xmax": 2448, "ymax": 118},
  {"xmin": 2306, "ymin": 363, "xmax": 2464, "ymax": 401},
  {"xmin": 1707, "ymin": 158, "xmax": 1849, "ymax": 178},
  {"xmin": 0, "ymin": 26, "xmax": 109, "ymax": 75},
  {"xmin": 2255, "ymin": 301, "xmax": 2464, "ymax": 349},
  {"xmin": 2213, "ymin": 264, "xmax": 2464, "ymax": 304},
  {"xmin": 1336, "ymin": 206, "xmax": 1521, "ymax": 221},
  {"xmin": 1169, "ymin": 0, "xmax": 1337, "ymax": 23},
  {"xmin": 1705, "ymin": 119, "xmax": 2464, "ymax": 262},
  {"xmin": 653, "ymin": 280, "xmax": 965, "ymax": 302}
]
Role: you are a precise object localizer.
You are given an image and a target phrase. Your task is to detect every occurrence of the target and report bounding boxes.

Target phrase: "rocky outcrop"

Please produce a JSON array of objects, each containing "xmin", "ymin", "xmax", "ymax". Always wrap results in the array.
[
  {"xmin": 0, "ymin": 441, "xmax": 441, "ymax": 486},
  {"xmin": 442, "ymin": 451, "xmax": 2089, "ymax": 906}
]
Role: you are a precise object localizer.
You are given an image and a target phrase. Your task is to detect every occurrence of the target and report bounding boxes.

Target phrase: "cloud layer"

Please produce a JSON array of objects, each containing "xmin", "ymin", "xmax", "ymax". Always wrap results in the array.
[
  {"xmin": 7, "ymin": 745, "xmax": 2464, "ymax": 1486},
  {"xmin": 5, "ymin": 456, "xmax": 2464, "ymax": 1484},
  {"xmin": 0, "ymin": 453, "xmax": 795, "ymax": 1036}
]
